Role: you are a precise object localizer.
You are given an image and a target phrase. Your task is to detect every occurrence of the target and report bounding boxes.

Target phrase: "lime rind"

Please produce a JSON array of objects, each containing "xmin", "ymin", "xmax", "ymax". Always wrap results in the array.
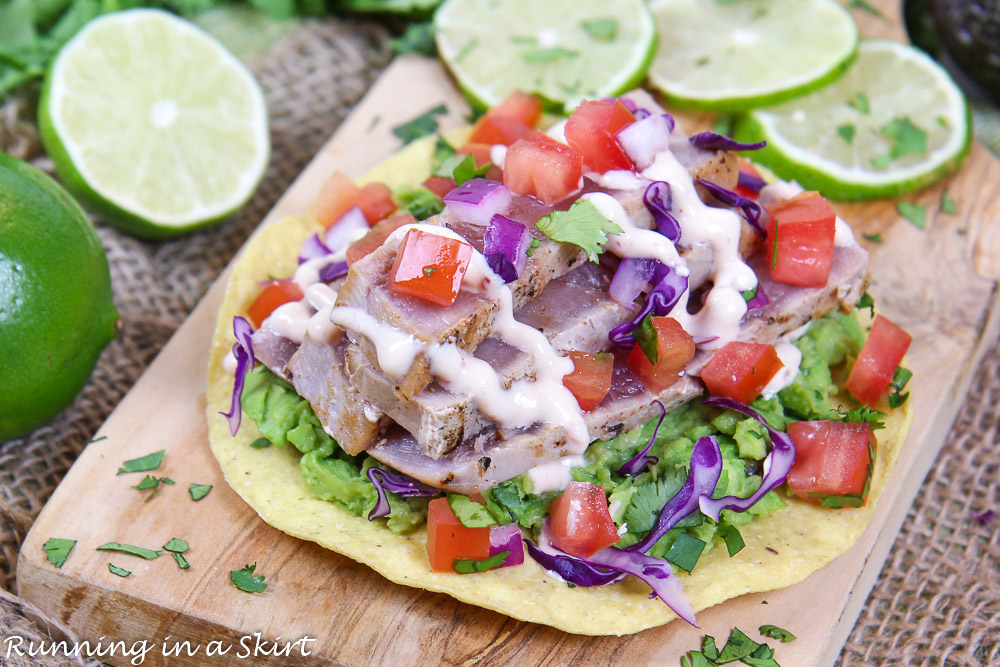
[
  {"xmin": 647, "ymin": 0, "xmax": 859, "ymax": 112},
  {"xmin": 732, "ymin": 40, "xmax": 972, "ymax": 201},
  {"xmin": 40, "ymin": 9, "xmax": 269, "ymax": 238},
  {"xmin": 434, "ymin": 0, "xmax": 657, "ymax": 111}
]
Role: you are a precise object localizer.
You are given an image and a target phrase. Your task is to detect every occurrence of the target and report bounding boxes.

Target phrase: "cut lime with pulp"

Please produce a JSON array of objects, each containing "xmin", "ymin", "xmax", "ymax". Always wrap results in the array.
[
  {"xmin": 732, "ymin": 40, "xmax": 971, "ymax": 201},
  {"xmin": 647, "ymin": 0, "xmax": 858, "ymax": 112},
  {"xmin": 434, "ymin": 0, "xmax": 656, "ymax": 112},
  {"xmin": 38, "ymin": 9, "xmax": 270, "ymax": 239}
]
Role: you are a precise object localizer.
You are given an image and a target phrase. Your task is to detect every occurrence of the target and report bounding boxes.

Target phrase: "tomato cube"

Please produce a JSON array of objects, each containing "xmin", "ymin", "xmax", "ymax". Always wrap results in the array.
[
  {"xmin": 846, "ymin": 314, "xmax": 913, "ymax": 406},
  {"xmin": 786, "ymin": 420, "xmax": 875, "ymax": 501},
  {"xmin": 311, "ymin": 171, "xmax": 360, "ymax": 229},
  {"xmin": 549, "ymin": 481, "xmax": 620, "ymax": 558},
  {"xmin": 426, "ymin": 498, "xmax": 491, "ymax": 572},
  {"xmin": 456, "ymin": 143, "xmax": 504, "ymax": 181},
  {"xmin": 564, "ymin": 99, "xmax": 636, "ymax": 173},
  {"xmin": 422, "ymin": 175, "xmax": 457, "ymax": 199},
  {"xmin": 389, "ymin": 229, "xmax": 474, "ymax": 307},
  {"xmin": 503, "ymin": 132, "xmax": 583, "ymax": 204},
  {"xmin": 766, "ymin": 191, "xmax": 837, "ymax": 288},
  {"xmin": 468, "ymin": 115, "xmax": 535, "ymax": 147},
  {"xmin": 627, "ymin": 317, "xmax": 696, "ymax": 393},
  {"xmin": 489, "ymin": 90, "xmax": 543, "ymax": 128},
  {"xmin": 357, "ymin": 182, "xmax": 397, "ymax": 224},
  {"xmin": 563, "ymin": 352, "xmax": 614, "ymax": 411},
  {"xmin": 246, "ymin": 279, "xmax": 303, "ymax": 328},
  {"xmin": 346, "ymin": 213, "xmax": 416, "ymax": 265},
  {"xmin": 701, "ymin": 342, "xmax": 784, "ymax": 404}
]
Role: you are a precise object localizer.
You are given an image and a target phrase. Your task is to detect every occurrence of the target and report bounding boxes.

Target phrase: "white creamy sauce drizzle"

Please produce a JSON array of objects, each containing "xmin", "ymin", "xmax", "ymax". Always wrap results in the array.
[
  {"xmin": 583, "ymin": 192, "xmax": 687, "ymax": 273},
  {"xmin": 527, "ymin": 455, "xmax": 587, "ymax": 494},
  {"xmin": 589, "ymin": 169, "xmax": 649, "ymax": 191},
  {"xmin": 761, "ymin": 339, "xmax": 803, "ymax": 400},
  {"xmin": 490, "ymin": 144, "xmax": 507, "ymax": 171}
]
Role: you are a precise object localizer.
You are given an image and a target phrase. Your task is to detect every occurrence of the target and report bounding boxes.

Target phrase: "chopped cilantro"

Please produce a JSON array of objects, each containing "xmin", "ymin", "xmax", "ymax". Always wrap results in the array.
[
  {"xmin": 857, "ymin": 292, "xmax": 875, "ymax": 317},
  {"xmin": 89, "ymin": 435, "xmax": 107, "ymax": 443},
  {"xmin": 526, "ymin": 238, "xmax": 541, "ymax": 257},
  {"xmin": 888, "ymin": 366, "xmax": 912, "ymax": 408},
  {"xmin": 702, "ymin": 635, "xmax": 720, "ymax": 661},
  {"xmin": 453, "ymin": 551, "xmax": 509, "ymax": 573},
  {"xmin": 759, "ymin": 625, "xmax": 796, "ymax": 643},
  {"xmin": 940, "ymin": 191, "xmax": 957, "ymax": 214},
  {"xmin": 625, "ymin": 480, "xmax": 670, "ymax": 533},
  {"xmin": 847, "ymin": 92, "xmax": 870, "ymax": 114},
  {"xmin": 535, "ymin": 199, "xmax": 623, "ymax": 262},
  {"xmin": 741, "ymin": 285, "xmax": 758, "ymax": 302},
  {"xmin": 434, "ymin": 152, "xmax": 490, "ymax": 185},
  {"xmin": 171, "ymin": 553, "xmax": 191, "ymax": 570},
  {"xmin": 432, "ymin": 135, "xmax": 457, "ymax": 169},
  {"xmin": 522, "ymin": 46, "xmax": 578, "ymax": 64},
  {"xmin": 230, "ymin": 563, "xmax": 267, "ymax": 593},
  {"xmin": 581, "ymin": 18, "xmax": 617, "ymax": 42},
  {"xmin": 97, "ymin": 542, "xmax": 162, "ymax": 560},
  {"xmin": 718, "ymin": 628, "xmax": 760, "ymax": 662},
  {"xmin": 896, "ymin": 201, "xmax": 927, "ymax": 229},
  {"xmin": 847, "ymin": 0, "xmax": 884, "ymax": 18},
  {"xmin": 862, "ymin": 232, "xmax": 883, "ymax": 244},
  {"xmin": 839, "ymin": 405, "xmax": 885, "ymax": 430},
  {"xmin": 423, "ymin": 266, "xmax": 438, "ymax": 277},
  {"xmin": 634, "ymin": 315, "xmax": 660, "ymax": 365},
  {"xmin": 249, "ymin": 437, "xmax": 271, "ymax": 448},
  {"xmin": 836, "ymin": 124, "xmax": 855, "ymax": 145},
  {"xmin": 394, "ymin": 185, "xmax": 445, "ymax": 220},
  {"xmin": 131, "ymin": 474, "xmax": 175, "ymax": 500},
  {"xmin": 43, "ymin": 538, "xmax": 76, "ymax": 568},
  {"xmin": 682, "ymin": 628, "xmax": 786, "ymax": 667},
  {"xmin": 665, "ymin": 532, "xmax": 705, "ymax": 573},
  {"xmin": 718, "ymin": 523, "xmax": 745, "ymax": 557},
  {"xmin": 108, "ymin": 563, "xmax": 131, "ymax": 578},
  {"xmin": 392, "ymin": 104, "xmax": 447, "ymax": 145},
  {"xmin": 117, "ymin": 450, "xmax": 165, "ymax": 475},
  {"xmin": 389, "ymin": 21, "xmax": 436, "ymax": 56},
  {"xmin": 447, "ymin": 494, "xmax": 497, "ymax": 528},
  {"xmin": 188, "ymin": 483, "xmax": 212, "ymax": 501},
  {"xmin": 163, "ymin": 538, "xmax": 189, "ymax": 554},
  {"xmin": 872, "ymin": 117, "xmax": 927, "ymax": 169},
  {"xmin": 771, "ymin": 221, "xmax": 779, "ymax": 269}
]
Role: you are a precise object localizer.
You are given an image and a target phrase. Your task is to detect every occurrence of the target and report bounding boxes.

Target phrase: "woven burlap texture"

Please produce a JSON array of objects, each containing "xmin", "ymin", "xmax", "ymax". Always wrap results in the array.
[{"xmin": 1, "ymin": 18, "xmax": 998, "ymax": 665}]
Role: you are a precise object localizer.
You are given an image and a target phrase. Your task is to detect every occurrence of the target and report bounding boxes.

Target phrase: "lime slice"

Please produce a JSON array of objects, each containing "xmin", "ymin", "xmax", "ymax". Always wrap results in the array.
[
  {"xmin": 38, "ymin": 9, "xmax": 269, "ymax": 239},
  {"xmin": 732, "ymin": 40, "xmax": 971, "ymax": 201},
  {"xmin": 647, "ymin": 0, "xmax": 858, "ymax": 111},
  {"xmin": 434, "ymin": 0, "xmax": 656, "ymax": 112}
]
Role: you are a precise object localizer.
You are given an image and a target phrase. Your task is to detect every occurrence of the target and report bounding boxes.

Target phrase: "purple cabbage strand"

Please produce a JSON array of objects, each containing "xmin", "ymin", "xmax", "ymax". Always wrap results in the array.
[
  {"xmin": 697, "ymin": 179, "xmax": 765, "ymax": 237},
  {"xmin": 643, "ymin": 181, "xmax": 681, "ymax": 243},
  {"xmin": 366, "ymin": 467, "xmax": 441, "ymax": 520},
  {"xmin": 737, "ymin": 169, "xmax": 767, "ymax": 195},
  {"xmin": 219, "ymin": 316, "xmax": 255, "ymax": 436},
  {"xmin": 618, "ymin": 401, "xmax": 666, "ymax": 476},
  {"xmin": 318, "ymin": 259, "xmax": 349, "ymax": 282},
  {"xmin": 689, "ymin": 132, "xmax": 766, "ymax": 152},
  {"xmin": 609, "ymin": 263, "xmax": 688, "ymax": 347}
]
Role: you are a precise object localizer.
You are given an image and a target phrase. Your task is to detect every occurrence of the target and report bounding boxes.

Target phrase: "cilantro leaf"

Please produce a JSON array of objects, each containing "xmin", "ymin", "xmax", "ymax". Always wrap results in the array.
[
  {"xmin": 431, "ymin": 135, "xmax": 457, "ymax": 171},
  {"xmin": 634, "ymin": 315, "xmax": 660, "ymax": 365},
  {"xmin": 717, "ymin": 627, "xmax": 760, "ymax": 662},
  {"xmin": 389, "ymin": 21, "xmax": 436, "ymax": 56},
  {"xmin": 847, "ymin": 92, "xmax": 870, "ymax": 114},
  {"xmin": 741, "ymin": 285, "xmax": 758, "ymax": 302},
  {"xmin": 392, "ymin": 104, "xmax": 447, "ymax": 145},
  {"xmin": 940, "ymin": 191, "xmax": 957, "ymax": 214},
  {"xmin": 230, "ymin": 563, "xmax": 267, "ymax": 593},
  {"xmin": 249, "ymin": 437, "xmax": 270, "ymax": 448},
  {"xmin": 872, "ymin": 117, "xmax": 928, "ymax": 168},
  {"xmin": 97, "ymin": 542, "xmax": 162, "ymax": 560},
  {"xmin": 448, "ymin": 494, "xmax": 497, "ymax": 528},
  {"xmin": 434, "ymin": 152, "xmax": 490, "ymax": 185},
  {"xmin": 131, "ymin": 474, "xmax": 175, "ymax": 500},
  {"xmin": 394, "ymin": 185, "xmax": 445, "ymax": 220},
  {"xmin": 624, "ymin": 480, "xmax": 669, "ymax": 534},
  {"xmin": 862, "ymin": 232, "xmax": 883, "ymax": 244},
  {"xmin": 857, "ymin": 292, "xmax": 875, "ymax": 317},
  {"xmin": 453, "ymin": 551, "xmax": 509, "ymax": 573},
  {"xmin": 163, "ymin": 538, "xmax": 189, "ymax": 554},
  {"xmin": 188, "ymin": 483, "xmax": 212, "ymax": 501},
  {"xmin": 171, "ymin": 553, "xmax": 191, "ymax": 570},
  {"xmin": 108, "ymin": 563, "xmax": 131, "ymax": 578},
  {"xmin": 836, "ymin": 124, "xmax": 855, "ymax": 145},
  {"xmin": 717, "ymin": 523, "xmax": 745, "ymax": 557},
  {"xmin": 43, "ymin": 538, "xmax": 76, "ymax": 568},
  {"xmin": 581, "ymin": 18, "xmax": 617, "ymax": 42},
  {"xmin": 665, "ymin": 532, "xmax": 705, "ymax": 573},
  {"xmin": 759, "ymin": 625, "xmax": 796, "ymax": 643},
  {"xmin": 117, "ymin": 450, "xmax": 165, "ymax": 475},
  {"xmin": 681, "ymin": 652, "xmax": 713, "ymax": 667},
  {"xmin": 888, "ymin": 366, "xmax": 912, "ymax": 408},
  {"xmin": 839, "ymin": 405, "xmax": 886, "ymax": 430},
  {"xmin": 526, "ymin": 238, "xmax": 540, "ymax": 257},
  {"xmin": 535, "ymin": 200, "xmax": 622, "ymax": 262},
  {"xmin": 896, "ymin": 201, "xmax": 927, "ymax": 229}
]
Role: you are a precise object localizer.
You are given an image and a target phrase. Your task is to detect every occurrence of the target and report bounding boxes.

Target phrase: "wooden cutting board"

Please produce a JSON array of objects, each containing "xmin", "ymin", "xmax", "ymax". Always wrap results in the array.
[{"xmin": 17, "ymin": 3, "xmax": 1000, "ymax": 665}]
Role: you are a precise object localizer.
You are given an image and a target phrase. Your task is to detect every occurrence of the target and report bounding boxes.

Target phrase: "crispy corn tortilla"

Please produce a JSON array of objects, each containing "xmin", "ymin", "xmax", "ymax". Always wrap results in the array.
[{"xmin": 206, "ymin": 135, "xmax": 913, "ymax": 636}]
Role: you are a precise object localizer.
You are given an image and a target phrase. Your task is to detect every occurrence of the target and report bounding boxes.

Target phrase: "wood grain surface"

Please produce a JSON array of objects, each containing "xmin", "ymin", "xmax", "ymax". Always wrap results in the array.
[{"xmin": 17, "ymin": 2, "xmax": 1000, "ymax": 665}]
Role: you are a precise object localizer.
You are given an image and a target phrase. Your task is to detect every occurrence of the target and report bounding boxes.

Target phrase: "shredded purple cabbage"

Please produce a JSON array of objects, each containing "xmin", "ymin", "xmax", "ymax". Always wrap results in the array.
[
  {"xmin": 643, "ymin": 181, "xmax": 681, "ymax": 243},
  {"xmin": 524, "ymin": 539, "xmax": 624, "ymax": 586},
  {"xmin": 318, "ymin": 259, "xmax": 349, "ymax": 282},
  {"xmin": 697, "ymin": 179, "xmax": 765, "ymax": 237},
  {"xmin": 484, "ymin": 213, "xmax": 530, "ymax": 282},
  {"xmin": 366, "ymin": 467, "xmax": 441, "ymax": 520},
  {"xmin": 585, "ymin": 547, "xmax": 697, "ymax": 626},
  {"xmin": 698, "ymin": 397, "xmax": 796, "ymax": 522},
  {"xmin": 609, "ymin": 263, "xmax": 688, "ymax": 347},
  {"xmin": 619, "ymin": 401, "xmax": 666, "ymax": 476},
  {"xmin": 626, "ymin": 435, "xmax": 723, "ymax": 554},
  {"xmin": 298, "ymin": 233, "xmax": 332, "ymax": 264},
  {"xmin": 689, "ymin": 132, "xmax": 766, "ymax": 152},
  {"xmin": 737, "ymin": 169, "xmax": 767, "ymax": 195},
  {"xmin": 219, "ymin": 316, "xmax": 254, "ymax": 436},
  {"xmin": 609, "ymin": 257, "xmax": 659, "ymax": 307},
  {"xmin": 745, "ymin": 283, "xmax": 770, "ymax": 311}
]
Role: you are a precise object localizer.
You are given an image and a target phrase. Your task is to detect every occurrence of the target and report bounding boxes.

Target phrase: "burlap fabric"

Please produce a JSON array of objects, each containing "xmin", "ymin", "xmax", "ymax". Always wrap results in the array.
[{"xmin": 0, "ymin": 17, "xmax": 997, "ymax": 666}]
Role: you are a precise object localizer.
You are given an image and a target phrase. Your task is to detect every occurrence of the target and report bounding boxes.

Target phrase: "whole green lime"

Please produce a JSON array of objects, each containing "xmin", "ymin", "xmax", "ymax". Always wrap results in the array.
[{"xmin": 0, "ymin": 153, "xmax": 119, "ymax": 441}]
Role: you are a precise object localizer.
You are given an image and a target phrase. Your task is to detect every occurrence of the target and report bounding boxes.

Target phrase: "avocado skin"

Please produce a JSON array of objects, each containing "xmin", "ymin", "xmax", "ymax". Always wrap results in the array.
[{"xmin": 930, "ymin": 0, "xmax": 1000, "ymax": 100}]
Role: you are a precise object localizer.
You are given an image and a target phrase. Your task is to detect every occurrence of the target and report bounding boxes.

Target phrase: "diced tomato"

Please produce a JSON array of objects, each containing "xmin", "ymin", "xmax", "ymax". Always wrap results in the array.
[
  {"xmin": 627, "ymin": 317, "xmax": 696, "ymax": 393},
  {"xmin": 563, "ymin": 352, "xmax": 614, "ymax": 411},
  {"xmin": 786, "ymin": 420, "xmax": 875, "ymax": 501},
  {"xmin": 734, "ymin": 160, "xmax": 763, "ymax": 200},
  {"xmin": 468, "ymin": 115, "xmax": 535, "ymax": 147},
  {"xmin": 503, "ymin": 132, "xmax": 583, "ymax": 204},
  {"xmin": 846, "ymin": 314, "xmax": 913, "ymax": 406},
  {"xmin": 766, "ymin": 191, "xmax": 837, "ymax": 288},
  {"xmin": 549, "ymin": 481, "xmax": 620, "ymax": 558},
  {"xmin": 310, "ymin": 171, "xmax": 360, "ymax": 229},
  {"xmin": 357, "ymin": 182, "xmax": 397, "ymax": 224},
  {"xmin": 422, "ymin": 175, "xmax": 457, "ymax": 199},
  {"xmin": 701, "ymin": 342, "xmax": 784, "ymax": 404},
  {"xmin": 389, "ymin": 229, "xmax": 474, "ymax": 306},
  {"xmin": 345, "ymin": 212, "xmax": 416, "ymax": 265},
  {"xmin": 246, "ymin": 279, "xmax": 303, "ymax": 328},
  {"xmin": 426, "ymin": 498, "xmax": 491, "ymax": 572},
  {"xmin": 489, "ymin": 90, "xmax": 543, "ymax": 128},
  {"xmin": 456, "ymin": 143, "xmax": 504, "ymax": 181},
  {"xmin": 564, "ymin": 100, "xmax": 636, "ymax": 173}
]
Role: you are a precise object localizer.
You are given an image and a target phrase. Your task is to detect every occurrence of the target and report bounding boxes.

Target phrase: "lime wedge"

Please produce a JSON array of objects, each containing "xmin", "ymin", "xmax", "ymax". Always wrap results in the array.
[
  {"xmin": 434, "ymin": 0, "xmax": 656, "ymax": 111},
  {"xmin": 732, "ymin": 40, "xmax": 971, "ymax": 201},
  {"xmin": 38, "ymin": 9, "xmax": 269, "ymax": 239},
  {"xmin": 647, "ymin": 0, "xmax": 858, "ymax": 111}
]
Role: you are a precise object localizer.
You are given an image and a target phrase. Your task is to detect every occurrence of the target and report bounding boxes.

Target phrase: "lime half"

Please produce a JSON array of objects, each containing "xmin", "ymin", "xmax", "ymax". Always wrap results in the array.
[
  {"xmin": 732, "ymin": 40, "xmax": 971, "ymax": 201},
  {"xmin": 647, "ymin": 0, "xmax": 858, "ymax": 112},
  {"xmin": 39, "ymin": 9, "xmax": 269, "ymax": 239},
  {"xmin": 434, "ymin": 0, "xmax": 656, "ymax": 112}
]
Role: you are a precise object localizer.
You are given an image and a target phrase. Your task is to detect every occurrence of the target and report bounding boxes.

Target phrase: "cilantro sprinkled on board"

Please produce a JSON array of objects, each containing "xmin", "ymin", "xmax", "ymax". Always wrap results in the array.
[
  {"xmin": 108, "ymin": 563, "xmax": 131, "ymax": 577},
  {"xmin": 164, "ymin": 538, "xmax": 191, "ymax": 570},
  {"xmin": 896, "ymin": 201, "xmax": 927, "ymax": 229},
  {"xmin": 189, "ymin": 483, "xmax": 212, "ymax": 501},
  {"xmin": 535, "ymin": 200, "xmax": 623, "ymax": 262},
  {"xmin": 43, "ymin": 538, "xmax": 76, "ymax": 568},
  {"xmin": 117, "ymin": 450, "xmax": 165, "ymax": 475},
  {"xmin": 230, "ymin": 563, "xmax": 267, "ymax": 593},
  {"xmin": 392, "ymin": 104, "xmax": 448, "ymax": 145},
  {"xmin": 683, "ymin": 627, "xmax": 788, "ymax": 666},
  {"xmin": 131, "ymin": 475, "xmax": 175, "ymax": 500},
  {"xmin": 940, "ymin": 191, "xmax": 957, "ymax": 214},
  {"xmin": 759, "ymin": 625, "xmax": 797, "ymax": 643},
  {"xmin": 389, "ymin": 22, "xmax": 436, "ymax": 56},
  {"xmin": 97, "ymin": 542, "xmax": 162, "ymax": 560}
]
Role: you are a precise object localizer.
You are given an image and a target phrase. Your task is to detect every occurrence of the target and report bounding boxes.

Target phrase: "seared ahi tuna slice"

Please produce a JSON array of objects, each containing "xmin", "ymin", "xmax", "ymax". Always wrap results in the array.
[
  {"xmin": 251, "ymin": 328, "xmax": 298, "ymax": 380},
  {"xmin": 285, "ymin": 336, "xmax": 387, "ymax": 456}
]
